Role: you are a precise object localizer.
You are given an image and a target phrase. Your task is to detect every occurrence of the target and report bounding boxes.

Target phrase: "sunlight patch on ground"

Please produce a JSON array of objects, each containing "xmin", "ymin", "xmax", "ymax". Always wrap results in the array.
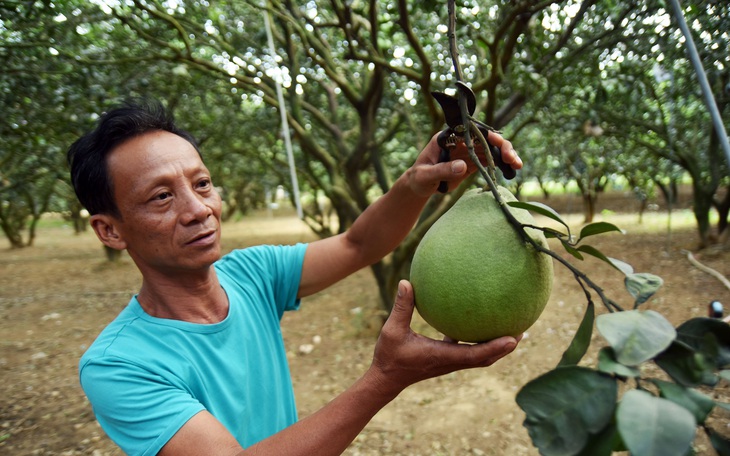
[{"xmin": 534, "ymin": 208, "xmax": 701, "ymax": 236}]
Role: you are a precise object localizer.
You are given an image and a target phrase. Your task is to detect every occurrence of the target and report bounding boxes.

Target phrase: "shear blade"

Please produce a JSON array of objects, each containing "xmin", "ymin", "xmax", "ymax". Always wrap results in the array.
[{"xmin": 431, "ymin": 82, "xmax": 477, "ymax": 129}]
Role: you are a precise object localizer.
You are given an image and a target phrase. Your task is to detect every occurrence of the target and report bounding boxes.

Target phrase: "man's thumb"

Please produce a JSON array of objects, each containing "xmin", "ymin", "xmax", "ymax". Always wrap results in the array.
[{"xmin": 391, "ymin": 280, "xmax": 416, "ymax": 322}]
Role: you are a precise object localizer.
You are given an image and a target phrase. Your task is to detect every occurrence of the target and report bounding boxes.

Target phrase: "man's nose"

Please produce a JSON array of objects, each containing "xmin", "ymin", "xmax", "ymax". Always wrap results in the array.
[{"xmin": 179, "ymin": 189, "xmax": 212, "ymax": 223}]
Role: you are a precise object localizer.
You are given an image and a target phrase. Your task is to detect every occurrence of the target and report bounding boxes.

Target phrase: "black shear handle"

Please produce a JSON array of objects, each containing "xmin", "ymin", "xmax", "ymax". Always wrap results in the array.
[
  {"xmin": 436, "ymin": 130, "xmax": 452, "ymax": 193},
  {"xmin": 435, "ymin": 128, "xmax": 516, "ymax": 194}
]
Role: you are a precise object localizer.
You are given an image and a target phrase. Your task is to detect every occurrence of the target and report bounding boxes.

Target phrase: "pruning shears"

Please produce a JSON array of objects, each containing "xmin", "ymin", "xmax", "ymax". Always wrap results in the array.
[{"xmin": 432, "ymin": 81, "xmax": 516, "ymax": 193}]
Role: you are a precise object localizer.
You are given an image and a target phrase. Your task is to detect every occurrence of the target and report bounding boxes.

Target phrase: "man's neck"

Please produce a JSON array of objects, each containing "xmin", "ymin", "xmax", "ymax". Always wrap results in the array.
[{"xmin": 136, "ymin": 268, "xmax": 229, "ymax": 324}]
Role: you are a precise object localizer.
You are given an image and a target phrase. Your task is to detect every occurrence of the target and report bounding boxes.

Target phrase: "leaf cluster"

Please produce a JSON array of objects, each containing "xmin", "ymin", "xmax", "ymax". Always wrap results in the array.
[{"xmin": 511, "ymin": 202, "xmax": 730, "ymax": 456}]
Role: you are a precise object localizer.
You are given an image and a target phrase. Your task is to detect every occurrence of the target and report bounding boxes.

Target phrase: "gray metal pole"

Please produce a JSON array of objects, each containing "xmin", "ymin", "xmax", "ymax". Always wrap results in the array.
[
  {"xmin": 667, "ymin": 0, "xmax": 730, "ymax": 167},
  {"xmin": 263, "ymin": 10, "xmax": 303, "ymax": 219}
]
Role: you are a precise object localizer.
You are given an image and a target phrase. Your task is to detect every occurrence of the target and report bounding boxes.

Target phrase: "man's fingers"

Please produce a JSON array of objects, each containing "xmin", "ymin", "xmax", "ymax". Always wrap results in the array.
[
  {"xmin": 389, "ymin": 280, "xmax": 416, "ymax": 325},
  {"xmin": 447, "ymin": 335, "xmax": 519, "ymax": 368},
  {"xmin": 487, "ymin": 131, "xmax": 523, "ymax": 169},
  {"xmin": 433, "ymin": 333, "xmax": 522, "ymax": 369}
]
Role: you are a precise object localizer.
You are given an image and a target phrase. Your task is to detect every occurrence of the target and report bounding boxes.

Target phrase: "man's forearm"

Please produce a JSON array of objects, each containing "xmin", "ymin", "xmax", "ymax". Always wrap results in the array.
[
  {"xmin": 246, "ymin": 368, "xmax": 399, "ymax": 456},
  {"xmin": 343, "ymin": 169, "xmax": 431, "ymax": 266}
]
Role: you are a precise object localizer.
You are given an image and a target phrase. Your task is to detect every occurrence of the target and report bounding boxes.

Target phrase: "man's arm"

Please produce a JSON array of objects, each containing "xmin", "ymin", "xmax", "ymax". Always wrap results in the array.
[
  {"xmin": 297, "ymin": 131, "xmax": 522, "ymax": 298},
  {"xmin": 159, "ymin": 280, "xmax": 520, "ymax": 456}
]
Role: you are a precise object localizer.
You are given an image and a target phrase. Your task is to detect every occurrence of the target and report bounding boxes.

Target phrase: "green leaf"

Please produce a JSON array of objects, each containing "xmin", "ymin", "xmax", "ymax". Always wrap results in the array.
[
  {"xmin": 625, "ymin": 273, "xmax": 664, "ymax": 308},
  {"xmin": 720, "ymin": 370, "xmax": 730, "ymax": 381},
  {"xmin": 597, "ymin": 347, "xmax": 640, "ymax": 378},
  {"xmin": 577, "ymin": 222, "xmax": 623, "ymax": 242},
  {"xmin": 508, "ymin": 201, "xmax": 571, "ymax": 236},
  {"xmin": 542, "ymin": 227, "xmax": 569, "ymax": 239},
  {"xmin": 596, "ymin": 310, "xmax": 676, "ymax": 366},
  {"xmin": 707, "ymin": 428, "xmax": 730, "ymax": 456},
  {"xmin": 576, "ymin": 244, "xmax": 607, "ymax": 262},
  {"xmin": 558, "ymin": 301, "xmax": 595, "ymax": 367},
  {"xmin": 516, "ymin": 366, "xmax": 618, "ymax": 456},
  {"xmin": 655, "ymin": 340, "xmax": 719, "ymax": 387},
  {"xmin": 651, "ymin": 379, "xmax": 716, "ymax": 424},
  {"xmin": 676, "ymin": 318, "xmax": 730, "ymax": 367},
  {"xmin": 576, "ymin": 245, "xmax": 628, "ymax": 273},
  {"xmin": 608, "ymin": 257, "xmax": 635, "ymax": 276},
  {"xmin": 575, "ymin": 421, "xmax": 624, "ymax": 456},
  {"xmin": 617, "ymin": 389, "xmax": 696, "ymax": 456},
  {"xmin": 652, "ymin": 319, "xmax": 729, "ymax": 387},
  {"xmin": 561, "ymin": 238, "xmax": 585, "ymax": 260}
]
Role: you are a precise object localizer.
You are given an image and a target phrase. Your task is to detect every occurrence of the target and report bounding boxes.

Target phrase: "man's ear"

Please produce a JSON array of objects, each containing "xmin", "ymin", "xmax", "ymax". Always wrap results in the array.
[{"xmin": 90, "ymin": 214, "xmax": 127, "ymax": 251}]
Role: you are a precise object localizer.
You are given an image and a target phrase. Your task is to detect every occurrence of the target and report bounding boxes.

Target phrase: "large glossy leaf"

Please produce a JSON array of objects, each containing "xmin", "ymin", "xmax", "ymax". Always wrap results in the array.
[
  {"xmin": 558, "ymin": 301, "xmax": 595, "ymax": 367},
  {"xmin": 508, "ymin": 201, "xmax": 571, "ymax": 236},
  {"xmin": 577, "ymin": 222, "xmax": 623, "ymax": 243},
  {"xmin": 676, "ymin": 318, "xmax": 730, "ymax": 368},
  {"xmin": 650, "ymin": 379, "xmax": 716, "ymax": 424},
  {"xmin": 597, "ymin": 347, "xmax": 640, "ymax": 378},
  {"xmin": 516, "ymin": 366, "xmax": 617, "ymax": 456},
  {"xmin": 617, "ymin": 389, "xmax": 696, "ymax": 456},
  {"xmin": 625, "ymin": 273, "xmax": 664, "ymax": 307},
  {"xmin": 655, "ymin": 340, "xmax": 719, "ymax": 387},
  {"xmin": 596, "ymin": 310, "xmax": 676, "ymax": 366},
  {"xmin": 575, "ymin": 421, "xmax": 623, "ymax": 456}
]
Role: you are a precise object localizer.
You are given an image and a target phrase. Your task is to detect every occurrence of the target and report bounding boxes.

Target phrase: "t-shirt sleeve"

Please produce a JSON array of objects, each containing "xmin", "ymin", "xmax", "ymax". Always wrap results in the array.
[
  {"xmin": 80, "ymin": 357, "xmax": 205, "ymax": 456},
  {"xmin": 217, "ymin": 243, "xmax": 307, "ymax": 317}
]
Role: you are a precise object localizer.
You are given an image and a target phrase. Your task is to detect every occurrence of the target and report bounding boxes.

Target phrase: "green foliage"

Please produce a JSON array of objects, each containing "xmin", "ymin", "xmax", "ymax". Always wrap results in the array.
[
  {"xmin": 597, "ymin": 310, "xmax": 676, "ymax": 366},
  {"xmin": 516, "ymin": 366, "xmax": 618, "ymax": 456},
  {"xmin": 624, "ymin": 273, "xmax": 665, "ymax": 308},
  {"xmin": 521, "ymin": 311, "xmax": 730, "ymax": 456},
  {"xmin": 3, "ymin": 0, "xmax": 727, "ymax": 298},
  {"xmin": 617, "ymin": 389, "xmax": 696, "ymax": 456},
  {"xmin": 513, "ymin": 199, "xmax": 730, "ymax": 456},
  {"xmin": 557, "ymin": 301, "xmax": 594, "ymax": 367}
]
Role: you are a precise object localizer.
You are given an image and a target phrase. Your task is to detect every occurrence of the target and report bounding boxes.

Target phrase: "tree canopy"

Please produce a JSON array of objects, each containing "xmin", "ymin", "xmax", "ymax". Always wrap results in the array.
[{"xmin": 1, "ymin": 0, "xmax": 728, "ymax": 305}]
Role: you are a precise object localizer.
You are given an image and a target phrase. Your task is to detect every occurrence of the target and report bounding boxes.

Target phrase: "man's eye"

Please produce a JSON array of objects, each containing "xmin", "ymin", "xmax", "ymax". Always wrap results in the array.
[
  {"xmin": 197, "ymin": 179, "xmax": 211, "ymax": 189},
  {"xmin": 156, "ymin": 192, "xmax": 172, "ymax": 200}
]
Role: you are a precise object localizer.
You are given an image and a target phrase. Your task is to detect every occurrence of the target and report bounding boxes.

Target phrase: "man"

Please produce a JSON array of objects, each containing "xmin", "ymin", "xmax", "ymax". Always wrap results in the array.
[{"xmin": 69, "ymin": 99, "xmax": 523, "ymax": 455}]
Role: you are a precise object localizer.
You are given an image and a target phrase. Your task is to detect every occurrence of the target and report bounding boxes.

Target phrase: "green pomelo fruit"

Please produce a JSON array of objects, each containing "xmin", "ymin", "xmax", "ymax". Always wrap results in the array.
[{"xmin": 410, "ymin": 186, "xmax": 554, "ymax": 343}]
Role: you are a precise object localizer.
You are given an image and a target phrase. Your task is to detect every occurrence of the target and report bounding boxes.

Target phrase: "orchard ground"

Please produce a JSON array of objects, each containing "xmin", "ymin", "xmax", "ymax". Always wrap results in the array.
[{"xmin": 1, "ymin": 189, "xmax": 729, "ymax": 455}]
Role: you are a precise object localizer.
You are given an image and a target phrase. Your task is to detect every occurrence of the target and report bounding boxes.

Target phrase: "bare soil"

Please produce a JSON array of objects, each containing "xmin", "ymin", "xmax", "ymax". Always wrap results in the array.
[{"xmin": 1, "ymin": 190, "xmax": 729, "ymax": 455}]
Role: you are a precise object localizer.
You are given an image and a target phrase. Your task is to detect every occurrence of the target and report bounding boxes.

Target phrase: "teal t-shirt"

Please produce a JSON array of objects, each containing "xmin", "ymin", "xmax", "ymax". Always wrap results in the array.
[{"xmin": 79, "ymin": 243, "xmax": 307, "ymax": 456}]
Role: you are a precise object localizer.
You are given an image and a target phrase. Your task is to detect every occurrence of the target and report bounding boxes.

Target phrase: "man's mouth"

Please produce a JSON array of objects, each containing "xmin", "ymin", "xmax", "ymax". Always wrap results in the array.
[{"xmin": 186, "ymin": 230, "xmax": 217, "ymax": 245}]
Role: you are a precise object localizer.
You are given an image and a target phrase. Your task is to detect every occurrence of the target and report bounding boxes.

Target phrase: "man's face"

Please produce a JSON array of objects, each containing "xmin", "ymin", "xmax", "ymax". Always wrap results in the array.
[{"xmin": 100, "ymin": 130, "xmax": 223, "ymax": 276}]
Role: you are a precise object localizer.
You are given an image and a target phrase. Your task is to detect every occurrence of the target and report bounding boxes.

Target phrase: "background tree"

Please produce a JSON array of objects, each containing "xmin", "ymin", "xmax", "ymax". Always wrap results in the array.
[
  {"xmin": 3, "ymin": 0, "xmax": 726, "ymax": 305},
  {"xmin": 594, "ymin": 2, "xmax": 729, "ymax": 246},
  {"xmin": 64, "ymin": 0, "xmax": 662, "ymax": 308},
  {"xmin": 1, "ymin": 1, "xmax": 84, "ymax": 247}
]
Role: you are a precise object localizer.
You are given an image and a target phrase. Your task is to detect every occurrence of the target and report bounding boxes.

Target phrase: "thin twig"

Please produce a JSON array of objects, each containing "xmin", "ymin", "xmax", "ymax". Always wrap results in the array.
[{"xmin": 445, "ymin": 0, "xmax": 622, "ymax": 313}]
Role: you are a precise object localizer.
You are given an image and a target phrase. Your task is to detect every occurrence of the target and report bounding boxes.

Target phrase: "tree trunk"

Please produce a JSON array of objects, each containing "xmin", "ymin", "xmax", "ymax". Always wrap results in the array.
[
  {"xmin": 0, "ymin": 212, "xmax": 27, "ymax": 248},
  {"xmin": 713, "ymin": 184, "xmax": 729, "ymax": 239},
  {"xmin": 370, "ymin": 261, "xmax": 394, "ymax": 314},
  {"xmin": 104, "ymin": 245, "xmax": 123, "ymax": 262},
  {"xmin": 26, "ymin": 214, "xmax": 40, "ymax": 247},
  {"xmin": 536, "ymin": 176, "xmax": 550, "ymax": 199},
  {"xmin": 1, "ymin": 222, "xmax": 25, "ymax": 249},
  {"xmin": 691, "ymin": 180, "xmax": 715, "ymax": 248},
  {"xmin": 582, "ymin": 192, "xmax": 596, "ymax": 224},
  {"xmin": 637, "ymin": 198, "xmax": 648, "ymax": 225},
  {"xmin": 655, "ymin": 179, "xmax": 678, "ymax": 208}
]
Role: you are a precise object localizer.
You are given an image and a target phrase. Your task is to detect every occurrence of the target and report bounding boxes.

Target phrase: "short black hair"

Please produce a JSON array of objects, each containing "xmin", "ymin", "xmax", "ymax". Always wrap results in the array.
[{"xmin": 67, "ymin": 99, "xmax": 200, "ymax": 217}]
